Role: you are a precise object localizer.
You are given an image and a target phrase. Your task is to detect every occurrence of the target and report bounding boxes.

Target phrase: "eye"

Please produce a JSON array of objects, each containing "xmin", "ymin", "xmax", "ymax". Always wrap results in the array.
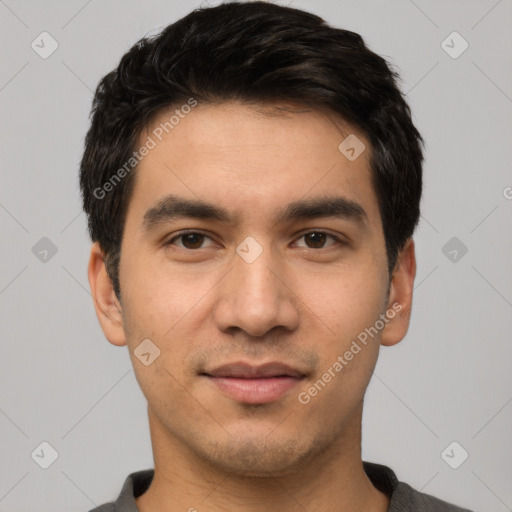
[
  {"xmin": 294, "ymin": 231, "xmax": 342, "ymax": 249},
  {"xmin": 166, "ymin": 230, "xmax": 343, "ymax": 250},
  {"xmin": 166, "ymin": 231, "xmax": 216, "ymax": 250}
]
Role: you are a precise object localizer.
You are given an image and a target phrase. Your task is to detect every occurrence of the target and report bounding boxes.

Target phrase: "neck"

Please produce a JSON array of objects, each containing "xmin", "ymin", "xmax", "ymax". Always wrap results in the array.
[{"xmin": 136, "ymin": 403, "xmax": 390, "ymax": 512}]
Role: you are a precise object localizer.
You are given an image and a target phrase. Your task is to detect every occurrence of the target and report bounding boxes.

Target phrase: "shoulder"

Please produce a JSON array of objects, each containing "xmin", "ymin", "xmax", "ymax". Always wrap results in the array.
[
  {"xmin": 363, "ymin": 461, "xmax": 472, "ymax": 512},
  {"xmin": 85, "ymin": 469, "xmax": 154, "ymax": 512},
  {"xmin": 87, "ymin": 504, "xmax": 115, "ymax": 512},
  {"xmin": 391, "ymin": 481, "xmax": 474, "ymax": 512}
]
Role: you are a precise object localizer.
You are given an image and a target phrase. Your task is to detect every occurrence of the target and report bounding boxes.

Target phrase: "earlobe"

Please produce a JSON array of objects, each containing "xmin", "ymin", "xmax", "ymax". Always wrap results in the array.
[
  {"xmin": 380, "ymin": 238, "xmax": 417, "ymax": 347},
  {"xmin": 87, "ymin": 242, "xmax": 127, "ymax": 347}
]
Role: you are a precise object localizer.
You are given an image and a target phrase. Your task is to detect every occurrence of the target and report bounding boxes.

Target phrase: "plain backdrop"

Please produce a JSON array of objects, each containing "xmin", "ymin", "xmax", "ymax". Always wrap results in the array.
[{"xmin": 0, "ymin": 1, "xmax": 511, "ymax": 511}]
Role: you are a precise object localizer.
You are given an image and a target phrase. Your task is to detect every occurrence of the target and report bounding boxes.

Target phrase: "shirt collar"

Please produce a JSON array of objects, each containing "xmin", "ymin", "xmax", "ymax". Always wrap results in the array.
[{"xmin": 114, "ymin": 461, "xmax": 400, "ymax": 511}]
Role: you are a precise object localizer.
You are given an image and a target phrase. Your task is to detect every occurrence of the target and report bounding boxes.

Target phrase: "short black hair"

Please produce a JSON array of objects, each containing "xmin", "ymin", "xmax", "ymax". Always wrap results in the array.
[{"xmin": 79, "ymin": 0, "xmax": 424, "ymax": 300}]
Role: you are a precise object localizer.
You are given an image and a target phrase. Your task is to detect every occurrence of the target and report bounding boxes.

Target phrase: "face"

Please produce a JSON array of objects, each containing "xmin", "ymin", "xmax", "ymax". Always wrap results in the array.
[{"xmin": 89, "ymin": 100, "xmax": 415, "ymax": 476}]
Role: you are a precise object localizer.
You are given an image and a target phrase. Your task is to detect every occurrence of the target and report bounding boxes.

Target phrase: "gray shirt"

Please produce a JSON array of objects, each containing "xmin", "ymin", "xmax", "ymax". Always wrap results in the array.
[{"xmin": 88, "ymin": 461, "xmax": 473, "ymax": 512}]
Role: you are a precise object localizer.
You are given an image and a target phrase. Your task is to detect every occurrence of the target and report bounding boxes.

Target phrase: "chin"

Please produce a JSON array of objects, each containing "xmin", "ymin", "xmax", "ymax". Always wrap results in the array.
[{"xmin": 197, "ymin": 436, "xmax": 317, "ymax": 477}]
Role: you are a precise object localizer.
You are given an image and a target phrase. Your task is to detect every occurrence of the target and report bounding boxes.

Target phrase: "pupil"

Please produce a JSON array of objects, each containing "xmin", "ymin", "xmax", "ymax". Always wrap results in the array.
[
  {"xmin": 306, "ymin": 232, "xmax": 325, "ymax": 248},
  {"xmin": 184, "ymin": 233, "xmax": 203, "ymax": 248}
]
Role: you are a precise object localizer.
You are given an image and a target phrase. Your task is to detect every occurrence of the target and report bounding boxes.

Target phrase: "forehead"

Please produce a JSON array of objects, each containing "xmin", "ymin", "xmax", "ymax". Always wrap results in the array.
[{"xmin": 127, "ymin": 100, "xmax": 382, "ymax": 233}]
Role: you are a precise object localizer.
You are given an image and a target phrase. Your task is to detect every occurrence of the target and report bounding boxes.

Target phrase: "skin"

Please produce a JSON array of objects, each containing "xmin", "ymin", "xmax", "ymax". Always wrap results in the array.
[{"xmin": 88, "ymin": 101, "xmax": 416, "ymax": 512}]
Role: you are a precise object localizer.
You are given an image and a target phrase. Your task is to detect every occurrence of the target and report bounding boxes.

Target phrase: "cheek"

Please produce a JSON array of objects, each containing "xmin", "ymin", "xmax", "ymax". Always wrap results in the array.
[
  {"xmin": 295, "ymin": 338, "xmax": 379, "ymax": 440},
  {"xmin": 130, "ymin": 355, "xmax": 198, "ymax": 430},
  {"xmin": 120, "ymin": 251, "xmax": 208, "ymax": 337},
  {"xmin": 301, "ymin": 263, "xmax": 386, "ymax": 346},
  {"xmin": 123, "ymin": 300, "xmax": 198, "ymax": 418}
]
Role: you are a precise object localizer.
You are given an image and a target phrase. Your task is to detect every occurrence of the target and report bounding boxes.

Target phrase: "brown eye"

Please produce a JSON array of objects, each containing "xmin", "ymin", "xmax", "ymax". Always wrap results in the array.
[
  {"xmin": 167, "ymin": 232, "xmax": 213, "ymax": 249},
  {"xmin": 295, "ymin": 231, "xmax": 340, "ymax": 249},
  {"xmin": 304, "ymin": 232, "xmax": 327, "ymax": 248}
]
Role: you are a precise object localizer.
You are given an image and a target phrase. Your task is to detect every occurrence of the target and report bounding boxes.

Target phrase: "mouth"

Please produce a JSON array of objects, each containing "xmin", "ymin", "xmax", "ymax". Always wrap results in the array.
[{"xmin": 201, "ymin": 362, "xmax": 306, "ymax": 405}]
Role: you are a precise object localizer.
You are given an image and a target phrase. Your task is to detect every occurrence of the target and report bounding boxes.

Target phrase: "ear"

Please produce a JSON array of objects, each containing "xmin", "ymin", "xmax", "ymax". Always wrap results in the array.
[
  {"xmin": 87, "ymin": 242, "xmax": 127, "ymax": 347},
  {"xmin": 380, "ymin": 238, "xmax": 417, "ymax": 347}
]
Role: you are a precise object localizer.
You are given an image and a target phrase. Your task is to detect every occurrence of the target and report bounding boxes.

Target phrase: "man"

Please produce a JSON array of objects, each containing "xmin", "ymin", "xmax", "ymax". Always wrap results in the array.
[{"xmin": 80, "ymin": 2, "xmax": 472, "ymax": 511}]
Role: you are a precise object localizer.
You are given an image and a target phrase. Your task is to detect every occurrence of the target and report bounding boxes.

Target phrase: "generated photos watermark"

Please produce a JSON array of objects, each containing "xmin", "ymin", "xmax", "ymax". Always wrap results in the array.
[
  {"xmin": 298, "ymin": 302, "xmax": 403, "ymax": 405},
  {"xmin": 93, "ymin": 97, "xmax": 198, "ymax": 200}
]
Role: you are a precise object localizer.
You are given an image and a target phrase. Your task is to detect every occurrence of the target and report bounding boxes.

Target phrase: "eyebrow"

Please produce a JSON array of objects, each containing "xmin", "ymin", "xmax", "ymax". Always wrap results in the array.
[{"xmin": 141, "ymin": 194, "xmax": 369, "ymax": 232}]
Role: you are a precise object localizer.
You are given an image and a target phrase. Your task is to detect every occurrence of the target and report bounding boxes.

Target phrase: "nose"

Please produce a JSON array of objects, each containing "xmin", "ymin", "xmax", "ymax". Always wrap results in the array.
[{"xmin": 213, "ymin": 241, "xmax": 300, "ymax": 338}]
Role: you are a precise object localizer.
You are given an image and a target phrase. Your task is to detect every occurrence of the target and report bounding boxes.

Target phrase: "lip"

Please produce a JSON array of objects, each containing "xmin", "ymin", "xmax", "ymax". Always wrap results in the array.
[
  {"xmin": 206, "ymin": 362, "xmax": 305, "ymax": 379},
  {"xmin": 202, "ymin": 362, "xmax": 306, "ymax": 404}
]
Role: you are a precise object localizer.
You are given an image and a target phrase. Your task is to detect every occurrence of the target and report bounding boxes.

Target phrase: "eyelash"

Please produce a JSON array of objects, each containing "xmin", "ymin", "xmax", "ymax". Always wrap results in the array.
[{"xmin": 165, "ymin": 230, "xmax": 345, "ymax": 250}]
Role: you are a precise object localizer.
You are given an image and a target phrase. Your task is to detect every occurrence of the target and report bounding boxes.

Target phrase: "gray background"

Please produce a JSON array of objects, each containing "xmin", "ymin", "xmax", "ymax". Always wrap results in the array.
[{"xmin": 1, "ymin": 0, "xmax": 511, "ymax": 511}]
